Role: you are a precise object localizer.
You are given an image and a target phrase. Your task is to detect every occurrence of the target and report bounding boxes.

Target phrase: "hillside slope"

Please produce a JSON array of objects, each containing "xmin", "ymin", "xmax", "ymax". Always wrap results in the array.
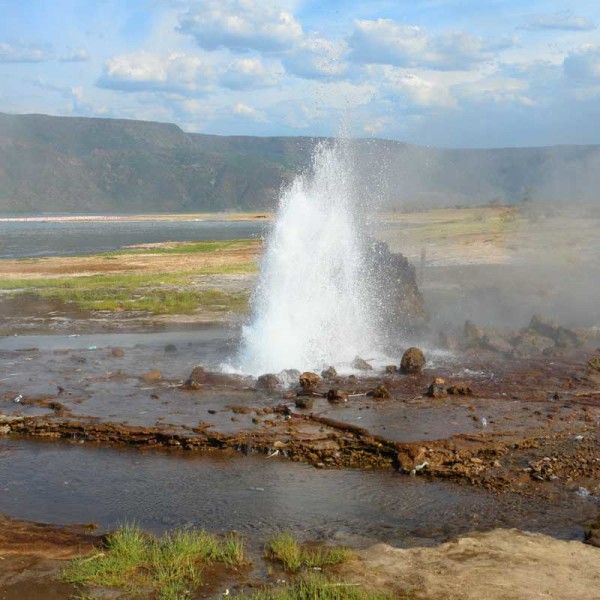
[{"xmin": 0, "ymin": 112, "xmax": 598, "ymax": 213}]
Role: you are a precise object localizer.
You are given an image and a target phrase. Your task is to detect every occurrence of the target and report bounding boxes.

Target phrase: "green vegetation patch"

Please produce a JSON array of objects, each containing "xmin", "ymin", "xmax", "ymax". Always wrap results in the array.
[
  {"xmin": 237, "ymin": 573, "xmax": 396, "ymax": 600},
  {"xmin": 0, "ymin": 271, "xmax": 253, "ymax": 315},
  {"xmin": 265, "ymin": 533, "xmax": 355, "ymax": 572},
  {"xmin": 62, "ymin": 523, "xmax": 246, "ymax": 600},
  {"xmin": 108, "ymin": 239, "xmax": 260, "ymax": 256}
]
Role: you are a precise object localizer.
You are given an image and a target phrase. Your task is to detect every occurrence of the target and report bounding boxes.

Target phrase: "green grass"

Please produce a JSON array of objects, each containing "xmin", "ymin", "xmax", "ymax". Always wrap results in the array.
[
  {"xmin": 0, "ymin": 271, "xmax": 253, "ymax": 315},
  {"xmin": 265, "ymin": 533, "xmax": 355, "ymax": 573},
  {"xmin": 106, "ymin": 239, "xmax": 259, "ymax": 256},
  {"xmin": 236, "ymin": 573, "xmax": 396, "ymax": 600},
  {"xmin": 62, "ymin": 524, "xmax": 246, "ymax": 600}
]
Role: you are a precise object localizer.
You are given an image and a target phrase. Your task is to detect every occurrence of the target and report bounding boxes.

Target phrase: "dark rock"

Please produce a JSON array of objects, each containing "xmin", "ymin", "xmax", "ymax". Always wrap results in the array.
[
  {"xmin": 529, "ymin": 314, "xmax": 580, "ymax": 347},
  {"xmin": 511, "ymin": 330, "xmax": 555, "ymax": 356},
  {"xmin": 447, "ymin": 384, "xmax": 473, "ymax": 396},
  {"xmin": 584, "ymin": 520, "xmax": 600, "ymax": 548},
  {"xmin": 295, "ymin": 397, "xmax": 314, "ymax": 409},
  {"xmin": 427, "ymin": 378, "xmax": 447, "ymax": 398},
  {"xmin": 346, "ymin": 375, "xmax": 357, "ymax": 384},
  {"xmin": 185, "ymin": 366, "xmax": 208, "ymax": 388},
  {"xmin": 299, "ymin": 371, "xmax": 320, "ymax": 389},
  {"xmin": 370, "ymin": 384, "xmax": 391, "ymax": 399},
  {"xmin": 480, "ymin": 333, "xmax": 514, "ymax": 356},
  {"xmin": 111, "ymin": 347, "xmax": 125, "ymax": 357},
  {"xmin": 321, "ymin": 366, "xmax": 338, "ymax": 380},
  {"xmin": 400, "ymin": 347, "xmax": 425, "ymax": 374},
  {"xmin": 164, "ymin": 344, "xmax": 177, "ymax": 353},
  {"xmin": 589, "ymin": 357, "xmax": 600, "ymax": 372},
  {"xmin": 385, "ymin": 365, "xmax": 397, "ymax": 374},
  {"xmin": 351, "ymin": 356, "xmax": 373, "ymax": 371},
  {"xmin": 327, "ymin": 389, "xmax": 348, "ymax": 403},
  {"xmin": 256, "ymin": 373, "xmax": 280, "ymax": 390},
  {"xmin": 363, "ymin": 239, "xmax": 427, "ymax": 332}
]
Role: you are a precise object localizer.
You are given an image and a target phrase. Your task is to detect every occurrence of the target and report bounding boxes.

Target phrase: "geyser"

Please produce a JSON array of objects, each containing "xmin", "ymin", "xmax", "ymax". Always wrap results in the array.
[{"xmin": 236, "ymin": 140, "xmax": 380, "ymax": 375}]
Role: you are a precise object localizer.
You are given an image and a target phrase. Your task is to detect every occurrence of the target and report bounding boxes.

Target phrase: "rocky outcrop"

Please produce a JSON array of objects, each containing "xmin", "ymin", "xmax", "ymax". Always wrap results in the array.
[{"xmin": 400, "ymin": 347, "xmax": 425, "ymax": 374}]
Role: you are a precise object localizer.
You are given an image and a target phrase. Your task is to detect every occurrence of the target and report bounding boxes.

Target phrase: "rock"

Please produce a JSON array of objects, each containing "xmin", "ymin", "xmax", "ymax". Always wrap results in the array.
[
  {"xmin": 427, "ymin": 379, "xmax": 447, "ymax": 398},
  {"xmin": 584, "ymin": 519, "xmax": 600, "ymax": 548},
  {"xmin": 140, "ymin": 369, "xmax": 162, "ymax": 383},
  {"xmin": 256, "ymin": 374, "xmax": 280, "ymax": 390},
  {"xmin": 299, "ymin": 372, "xmax": 320, "ymax": 389},
  {"xmin": 321, "ymin": 366, "xmax": 338, "ymax": 380},
  {"xmin": 464, "ymin": 321, "xmax": 483, "ymax": 346},
  {"xmin": 185, "ymin": 366, "xmax": 208, "ymax": 388},
  {"xmin": 0, "ymin": 425, "xmax": 10, "ymax": 435},
  {"xmin": 511, "ymin": 330, "xmax": 555, "ymax": 356},
  {"xmin": 111, "ymin": 347, "xmax": 125, "ymax": 358},
  {"xmin": 295, "ymin": 397, "xmax": 314, "ymax": 409},
  {"xmin": 164, "ymin": 344, "xmax": 177, "ymax": 353},
  {"xmin": 447, "ymin": 384, "xmax": 473, "ymax": 396},
  {"xmin": 385, "ymin": 365, "xmax": 397, "ymax": 374},
  {"xmin": 370, "ymin": 384, "xmax": 391, "ymax": 399},
  {"xmin": 277, "ymin": 369, "xmax": 301, "ymax": 386},
  {"xmin": 529, "ymin": 315, "xmax": 580, "ymax": 347},
  {"xmin": 327, "ymin": 389, "xmax": 348, "ymax": 403},
  {"xmin": 363, "ymin": 239, "xmax": 427, "ymax": 332},
  {"xmin": 351, "ymin": 356, "xmax": 373, "ymax": 370},
  {"xmin": 400, "ymin": 347, "xmax": 425, "ymax": 374},
  {"xmin": 588, "ymin": 357, "xmax": 600, "ymax": 372},
  {"xmin": 480, "ymin": 333, "xmax": 514, "ymax": 356}
]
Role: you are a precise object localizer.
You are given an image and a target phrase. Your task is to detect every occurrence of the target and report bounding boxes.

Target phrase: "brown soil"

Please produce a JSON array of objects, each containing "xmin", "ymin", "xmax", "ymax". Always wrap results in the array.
[
  {"xmin": 0, "ymin": 517, "xmax": 98, "ymax": 600},
  {"xmin": 0, "ymin": 243, "xmax": 260, "ymax": 280},
  {"xmin": 346, "ymin": 528, "xmax": 600, "ymax": 599}
]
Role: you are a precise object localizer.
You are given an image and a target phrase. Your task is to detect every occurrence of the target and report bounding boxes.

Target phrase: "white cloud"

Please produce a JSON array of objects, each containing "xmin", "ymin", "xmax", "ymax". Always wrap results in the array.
[
  {"xmin": 98, "ymin": 51, "xmax": 214, "ymax": 93},
  {"xmin": 523, "ymin": 14, "xmax": 596, "ymax": 32},
  {"xmin": 233, "ymin": 102, "xmax": 268, "ymax": 122},
  {"xmin": 564, "ymin": 45, "xmax": 600, "ymax": 80},
  {"xmin": 220, "ymin": 57, "xmax": 282, "ymax": 89},
  {"xmin": 347, "ymin": 19, "xmax": 511, "ymax": 71},
  {"xmin": 0, "ymin": 41, "xmax": 51, "ymax": 63},
  {"xmin": 383, "ymin": 71, "xmax": 456, "ymax": 108},
  {"xmin": 59, "ymin": 48, "xmax": 90, "ymax": 63},
  {"xmin": 454, "ymin": 77, "xmax": 536, "ymax": 107},
  {"xmin": 177, "ymin": 0, "xmax": 302, "ymax": 53},
  {"xmin": 282, "ymin": 34, "xmax": 349, "ymax": 80}
]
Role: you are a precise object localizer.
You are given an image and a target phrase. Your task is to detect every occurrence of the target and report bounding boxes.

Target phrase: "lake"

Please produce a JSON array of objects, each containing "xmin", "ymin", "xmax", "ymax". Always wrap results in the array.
[{"xmin": 0, "ymin": 218, "xmax": 267, "ymax": 259}]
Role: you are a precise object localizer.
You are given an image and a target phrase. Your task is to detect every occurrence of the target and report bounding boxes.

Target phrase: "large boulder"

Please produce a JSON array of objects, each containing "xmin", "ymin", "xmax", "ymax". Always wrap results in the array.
[
  {"xmin": 400, "ymin": 347, "xmax": 425, "ymax": 374},
  {"xmin": 299, "ymin": 372, "xmax": 320, "ymax": 390},
  {"xmin": 363, "ymin": 240, "xmax": 427, "ymax": 333}
]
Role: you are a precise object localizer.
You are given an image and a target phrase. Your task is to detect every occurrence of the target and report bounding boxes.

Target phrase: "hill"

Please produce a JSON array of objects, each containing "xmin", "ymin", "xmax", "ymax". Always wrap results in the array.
[{"xmin": 0, "ymin": 112, "xmax": 598, "ymax": 213}]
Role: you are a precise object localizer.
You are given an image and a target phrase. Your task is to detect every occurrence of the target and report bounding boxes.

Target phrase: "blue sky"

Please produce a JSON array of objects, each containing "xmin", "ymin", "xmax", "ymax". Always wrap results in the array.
[{"xmin": 1, "ymin": 0, "xmax": 599, "ymax": 147}]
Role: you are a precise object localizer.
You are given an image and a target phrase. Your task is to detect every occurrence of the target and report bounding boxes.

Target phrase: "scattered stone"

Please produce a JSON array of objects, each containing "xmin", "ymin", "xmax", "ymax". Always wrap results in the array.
[
  {"xmin": 0, "ymin": 425, "xmax": 10, "ymax": 435},
  {"xmin": 447, "ymin": 384, "xmax": 473, "ymax": 396},
  {"xmin": 277, "ymin": 369, "xmax": 301, "ymax": 386},
  {"xmin": 164, "ymin": 344, "xmax": 177, "ymax": 353},
  {"xmin": 370, "ymin": 384, "xmax": 391, "ymax": 399},
  {"xmin": 352, "ymin": 356, "xmax": 373, "ymax": 371},
  {"xmin": 529, "ymin": 314, "xmax": 581, "ymax": 348},
  {"xmin": 111, "ymin": 347, "xmax": 125, "ymax": 358},
  {"xmin": 295, "ymin": 397, "xmax": 314, "ymax": 409},
  {"xmin": 140, "ymin": 369, "xmax": 162, "ymax": 383},
  {"xmin": 185, "ymin": 366, "xmax": 208, "ymax": 388},
  {"xmin": 400, "ymin": 347, "xmax": 425, "ymax": 374},
  {"xmin": 511, "ymin": 330, "xmax": 555, "ymax": 356},
  {"xmin": 385, "ymin": 365, "xmax": 397, "ymax": 374},
  {"xmin": 346, "ymin": 374, "xmax": 357, "ymax": 384},
  {"xmin": 588, "ymin": 357, "xmax": 600, "ymax": 372},
  {"xmin": 321, "ymin": 366, "xmax": 338, "ymax": 380},
  {"xmin": 327, "ymin": 389, "xmax": 348, "ymax": 403},
  {"xmin": 300, "ymin": 372, "xmax": 320, "ymax": 390},
  {"xmin": 427, "ymin": 379, "xmax": 447, "ymax": 398},
  {"xmin": 256, "ymin": 374, "xmax": 280, "ymax": 391}
]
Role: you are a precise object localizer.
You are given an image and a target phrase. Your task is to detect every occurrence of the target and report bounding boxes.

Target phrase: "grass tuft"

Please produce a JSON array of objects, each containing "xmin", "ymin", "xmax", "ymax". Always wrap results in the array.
[
  {"xmin": 236, "ymin": 572, "xmax": 395, "ymax": 600},
  {"xmin": 62, "ymin": 524, "xmax": 246, "ymax": 600},
  {"xmin": 265, "ymin": 533, "xmax": 354, "ymax": 573}
]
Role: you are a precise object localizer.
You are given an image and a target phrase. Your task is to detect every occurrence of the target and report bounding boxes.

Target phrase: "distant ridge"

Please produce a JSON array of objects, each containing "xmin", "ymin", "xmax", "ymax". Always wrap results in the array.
[{"xmin": 0, "ymin": 112, "xmax": 598, "ymax": 213}]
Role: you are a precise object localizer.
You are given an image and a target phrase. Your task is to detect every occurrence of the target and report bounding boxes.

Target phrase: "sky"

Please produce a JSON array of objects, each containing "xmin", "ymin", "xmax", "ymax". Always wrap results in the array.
[{"xmin": 1, "ymin": 0, "xmax": 599, "ymax": 148}]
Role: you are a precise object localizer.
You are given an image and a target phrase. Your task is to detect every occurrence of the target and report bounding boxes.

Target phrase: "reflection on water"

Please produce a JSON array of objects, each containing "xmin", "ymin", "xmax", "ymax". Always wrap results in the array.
[
  {"xmin": 0, "ymin": 220, "xmax": 267, "ymax": 259},
  {"xmin": 0, "ymin": 438, "xmax": 593, "ymax": 548}
]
